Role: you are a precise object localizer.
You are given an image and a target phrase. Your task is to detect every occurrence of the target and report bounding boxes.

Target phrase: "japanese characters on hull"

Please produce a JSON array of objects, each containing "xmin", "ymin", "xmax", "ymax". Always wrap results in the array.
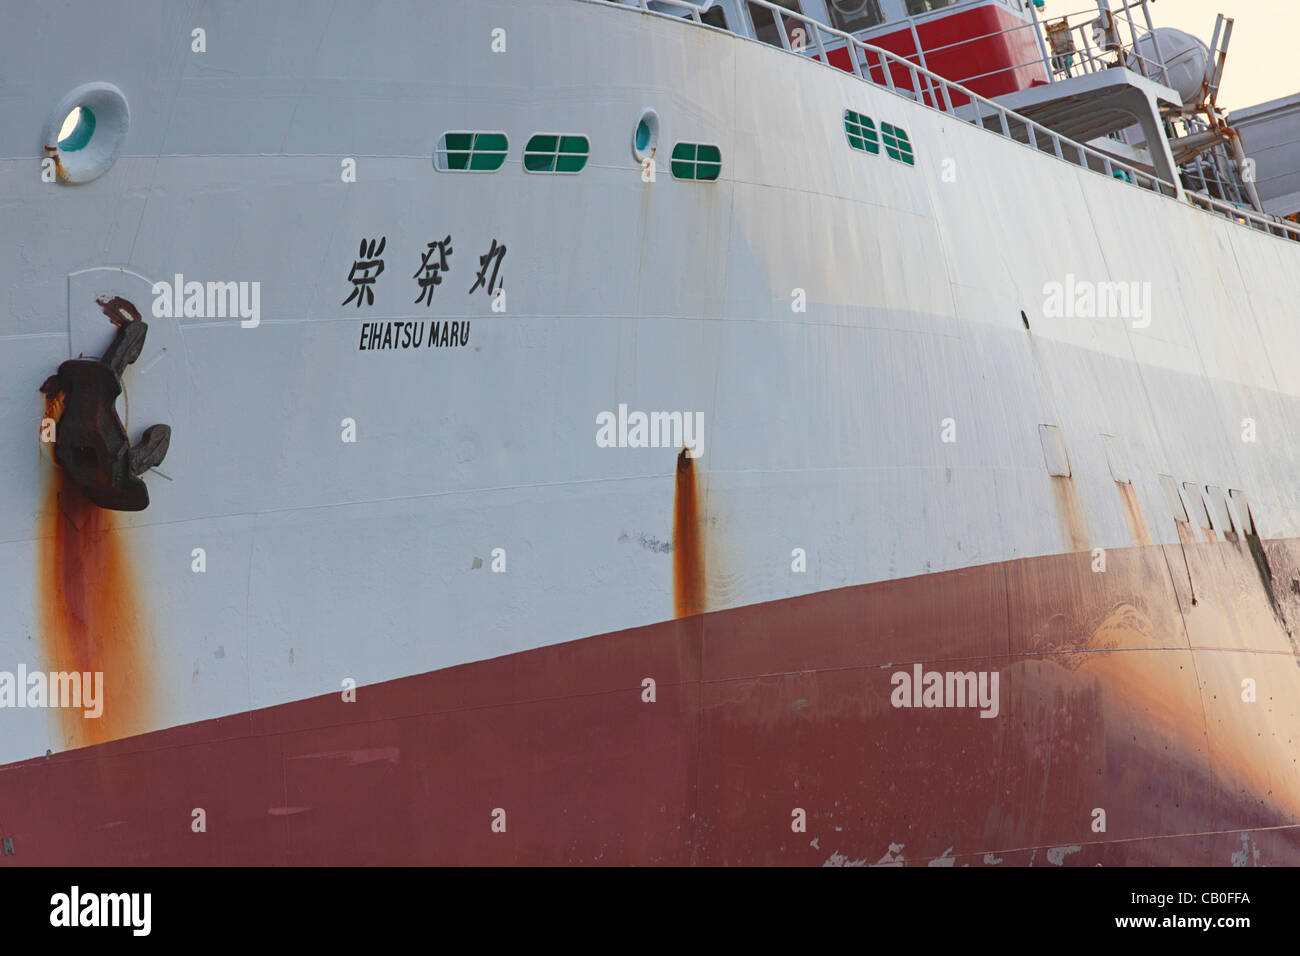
[{"xmin": 343, "ymin": 235, "xmax": 506, "ymax": 352}]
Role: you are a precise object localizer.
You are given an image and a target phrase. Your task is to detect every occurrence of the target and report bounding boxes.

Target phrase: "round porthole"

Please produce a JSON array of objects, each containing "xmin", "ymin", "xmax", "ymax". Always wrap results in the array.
[
  {"xmin": 43, "ymin": 83, "xmax": 130, "ymax": 185},
  {"xmin": 632, "ymin": 108, "xmax": 660, "ymax": 163},
  {"xmin": 58, "ymin": 107, "xmax": 96, "ymax": 151}
]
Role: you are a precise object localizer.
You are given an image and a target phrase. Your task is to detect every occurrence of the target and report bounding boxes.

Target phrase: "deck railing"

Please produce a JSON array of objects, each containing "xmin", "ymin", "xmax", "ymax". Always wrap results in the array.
[
  {"xmin": 595, "ymin": 0, "xmax": 1300, "ymax": 242},
  {"xmin": 1189, "ymin": 192, "xmax": 1300, "ymax": 241},
  {"xmin": 909, "ymin": 2, "xmax": 1172, "ymax": 93}
]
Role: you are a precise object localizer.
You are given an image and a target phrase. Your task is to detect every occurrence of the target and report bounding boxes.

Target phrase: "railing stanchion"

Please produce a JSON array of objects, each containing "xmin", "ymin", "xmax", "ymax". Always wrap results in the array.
[
  {"xmin": 1140, "ymin": 0, "xmax": 1173, "ymax": 88},
  {"xmin": 880, "ymin": 48, "xmax": 897, "ymax": 93},
  {"xmin": 775, "ymin": 9, "xmax": 791, "ymax": 52}
]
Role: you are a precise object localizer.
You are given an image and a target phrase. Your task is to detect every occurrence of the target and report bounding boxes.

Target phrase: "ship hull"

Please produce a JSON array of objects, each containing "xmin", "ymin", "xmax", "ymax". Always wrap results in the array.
[
  {"xmin": 3, "ymin": 0, "xmax": 1300, "ymax": 865},
  {"xmin": 3, "ymin": 533, "xmax": 1298, "ymax": 865}
]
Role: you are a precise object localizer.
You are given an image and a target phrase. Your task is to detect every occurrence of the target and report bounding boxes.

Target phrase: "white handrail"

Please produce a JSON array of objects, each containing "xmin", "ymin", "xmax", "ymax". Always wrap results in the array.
[{"xmin": 1189, "ymin": 192, "xmax": 1300, "ymax": 240}]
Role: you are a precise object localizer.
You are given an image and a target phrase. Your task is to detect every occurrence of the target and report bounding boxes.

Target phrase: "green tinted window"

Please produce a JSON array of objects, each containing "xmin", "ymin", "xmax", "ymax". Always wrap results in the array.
[
  {"xmin": 880, "ymin": 123, "xmax": 915, "ymax": 166},
  {"xmin": 436, "ymin": 131, "xmax": 508, "ymax": 172},
  {"xmin": 844, "ymin": 110, "xmax": 879, "ymax": 155},
  {"xmin": 58, "ymin": 106, "xmax": 97, "ymax": 152},
  {"xmin": 523, "ymin": 133, "xmax": 590, "ymax": 173},
  {"xmin": 671, "ymin": 142, "xmax": 722, "ymax": 182}
]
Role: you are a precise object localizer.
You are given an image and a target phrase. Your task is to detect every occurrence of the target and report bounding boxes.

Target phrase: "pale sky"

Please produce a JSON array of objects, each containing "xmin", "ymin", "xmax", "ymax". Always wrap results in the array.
[{"xmin": 1124, "ymin": 0, "xmax": 1299, "ymax": 110}]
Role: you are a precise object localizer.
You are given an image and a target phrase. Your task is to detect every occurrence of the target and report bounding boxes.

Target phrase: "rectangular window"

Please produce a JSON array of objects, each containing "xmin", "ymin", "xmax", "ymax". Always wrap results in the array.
[
  {"xmin": 880, "ymin": 122, "xmax": 915, "ymax": 165},
  {"xmin": 435, "ymin": 132, "xmax": 508, "ymax": 172},
  {"xmin": 523, "ymin": 134, "xmax": 590, "ymax": 174},
  {"xmin": 844, "ymin": 110, "xmax": 880, "ymax": 154},
  {"xmin": 905, "ymin": 0, "xmax": 961, "ymax": 15},
  {"xmin": 826, "ymin": 0, "xmax": 885, "ymax": 32},
  {"xmin": 748, "ymin": 0, "xmax": 802, "ymax": 47},
  {"xmin": 700, "ymin": 6, "xmax": 729, "ymax": 30},
  {"xmin": 671, "ymin": 143, "xmax": 722, "ymax": 182}
]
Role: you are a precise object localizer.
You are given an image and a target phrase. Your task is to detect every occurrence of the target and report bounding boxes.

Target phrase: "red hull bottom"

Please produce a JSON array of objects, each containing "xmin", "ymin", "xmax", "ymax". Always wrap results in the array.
[{"xmin": 3, "ymin": 535, "xmax": 1300, "ymax": 865}]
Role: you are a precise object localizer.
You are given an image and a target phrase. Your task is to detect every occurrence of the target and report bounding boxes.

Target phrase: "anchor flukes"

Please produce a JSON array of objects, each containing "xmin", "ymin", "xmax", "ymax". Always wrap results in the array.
[{"xmin": 40, "ymin": 296, "xmax": 172, "ymax": 511}]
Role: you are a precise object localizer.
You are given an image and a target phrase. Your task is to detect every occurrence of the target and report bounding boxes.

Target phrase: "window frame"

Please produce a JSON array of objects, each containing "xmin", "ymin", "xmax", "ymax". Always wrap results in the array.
[
  {"xmin": 522, "ymin": 132, "xmax": 591, "ymax": 175},
  {"xmin": 746, "ymin": 0, "xmax": 805, "ymax": 47},
  {"xmin": 825, "ymin": 0, "xmax": 886, "ymax": 33},
  {"xmin": 880, "ymin": 122, "xmax": 916, "ymax": 166},
  {"xmin": 844, "ymin": 109, "xmax": 880, "ymax": 155},
  {"xmin": 904, "ymin": 0, "xmax": 962, "ymax": 16},
  {"xmin": 434, "ymin": 131, "xmax": 510, "ymax": 173},
  {"xmin": 670, "ymin": 142, "xmax": 723, "ymax": 182}
]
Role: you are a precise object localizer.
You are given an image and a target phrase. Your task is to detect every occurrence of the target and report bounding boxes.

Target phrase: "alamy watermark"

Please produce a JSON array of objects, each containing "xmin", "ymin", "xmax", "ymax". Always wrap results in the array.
[
  {"xmin": 0, "ymin": 666, "xmax": 103, "ymax": 718},
  {"xmin": 151, "ymin": 274, "xmax": 260, "ymax": 328},
  {"xmin": 595, "ymin": 404, "xmax": 704, "ymax": 457},
  {"xmin": 1043, "ymin": 274, "xmax": 1151, "ymax": 329},
  {"xmin": 50, "ymin": 886, "xmax": 151, "ymax": 936},
  {"xmin": 890, "ymin": 664, "xmax": 1000, "ymax": 718}
]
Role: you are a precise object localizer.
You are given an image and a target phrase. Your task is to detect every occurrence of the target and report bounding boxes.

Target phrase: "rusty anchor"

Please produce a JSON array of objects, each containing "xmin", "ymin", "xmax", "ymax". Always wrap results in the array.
[{"xmin": 40, "ymin": 296, "xmax": 171, "ymax": 511}]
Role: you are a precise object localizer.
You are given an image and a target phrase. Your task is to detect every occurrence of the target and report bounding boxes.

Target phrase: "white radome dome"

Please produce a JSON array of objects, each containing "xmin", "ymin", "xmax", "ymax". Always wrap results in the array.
[{"xmin": 1130, "ymin": 28, "xmax": 1211, "ymax": 106}]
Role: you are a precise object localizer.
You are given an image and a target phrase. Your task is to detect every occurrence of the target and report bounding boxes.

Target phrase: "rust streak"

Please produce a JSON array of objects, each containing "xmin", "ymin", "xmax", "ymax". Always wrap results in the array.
[
  {"xmin": 43, "ymin": 146, "xmax": 69, "ymax": 184},
  {"xmin": 36, "ymin": 397, "xmax": 154, "ymax": 749},
  {"xmin": 672, "ymin": 448, "xmax": 706, "ymax": 618},
  {"xmin": 1050, "ymin": 476, "xmax": 1090, "ymax": 553},
  {"xmin": 40, "ymin": 392, "xmax": 65, "ymax": 461},
  {"xmin": 1117, "ymin": 483, "xmax": 1153, "ymax": 547}
]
